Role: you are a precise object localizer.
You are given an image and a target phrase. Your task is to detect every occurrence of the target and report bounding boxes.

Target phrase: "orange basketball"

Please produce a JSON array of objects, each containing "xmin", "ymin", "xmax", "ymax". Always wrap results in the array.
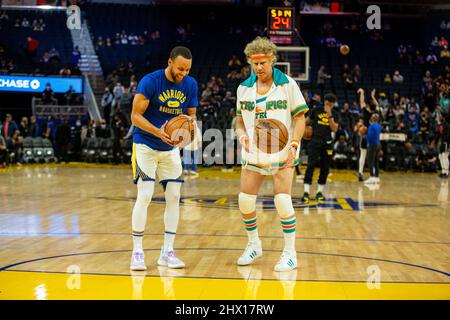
[
  {"xmin": 340, "ymin": 44, "xmax": 350, "ymax": 55},
  {"xmin": 164, "ymin": 114, "xmax": 195, "ymax": 148},
  {"xmin": 303, "ymin": 126, "xmax": 313, "ymax": 140},
  {"xmin": 359, "ymin": 125, "xmax": 368, "ymax": 136},
  {"xmin": 254, "ymin": 118, "xmax": 288, "ymax": 154}
]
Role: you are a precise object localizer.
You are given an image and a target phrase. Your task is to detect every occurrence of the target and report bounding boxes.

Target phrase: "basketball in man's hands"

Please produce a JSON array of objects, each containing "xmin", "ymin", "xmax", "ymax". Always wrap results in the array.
[
  {"xmin": 254, "ymin": 118, "xmax": 288, "ymax": 154},
  {"xmin": 164, "ymin": 115, "xmax": 195, "ymax": 147}
]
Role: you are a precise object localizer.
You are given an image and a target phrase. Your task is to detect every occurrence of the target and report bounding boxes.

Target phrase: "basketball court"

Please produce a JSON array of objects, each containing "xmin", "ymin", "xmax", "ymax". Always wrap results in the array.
[{"xmin": 1, "ymin": 164, "xmax": 449, "ymax": 299}]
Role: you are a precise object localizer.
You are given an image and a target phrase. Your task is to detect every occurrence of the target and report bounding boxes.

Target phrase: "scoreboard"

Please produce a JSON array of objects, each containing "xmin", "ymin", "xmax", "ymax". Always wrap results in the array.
[{"xmin": 267, "ymin": 7, "xmax": 295, "ymax": 37}]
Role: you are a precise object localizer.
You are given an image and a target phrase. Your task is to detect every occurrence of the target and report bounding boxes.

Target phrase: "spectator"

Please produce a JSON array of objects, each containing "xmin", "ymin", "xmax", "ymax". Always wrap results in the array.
[
  {"xmin": 38, "ymin": 18, "xmax": 45, "ymax": 31},
  {"xmin": 113, "ymin": 82, "xmax": 124, "ymax": 104},
  {"xmin": 404, "ymin": 106, "xmax": 420, "ymax": 134},
  {"xmin": 55, "ymin": 117, "xmax": 71, "ymax": 163},
  {"xmin": 19, "ymin": 117, "xmax": 29, "ymax": 137},
  {"xmin": 95, "ymin": 119, "xmax": 111, "ymax": 138},
  {"xmin": 431, "ymin": 36, "xmax": 440, "ymax": 47},
  {"xmin": 26, "ymin": 36, "xmax": 39, "ymax": 59},
  {"xmin": 44, "ymin": 116, "xmax": 57, "ymax": 142},
  {"xmin": 119, "ymin": 87, "xmax": 133, "ymax": 124},
  {"xmin": 42, "ymin": 83, "xmax": 57, "ymax": 105},
  {"xmin": 384, "ymin": 73, "xmax": 392, "ymax": 85},
  {"xmin": 65, "ymin": 86, "xmax": 76, "ymax": 105},
  {"xmin": 111, "ymin": 113, "xmax": 125, "ymax": 164},
  {"xmin": 398, "ymin": 44, "xmax": 407, "ymax": 62},
  {"xmin": 440, "ymin": 20, "xmax": 447, "ymax": 30},
  {"xmin": 101, "ymin": 87, "xmax": 114, "ymax": 124},
  {"xmin": 21, "ymin": 17, "xmax": 30, "ymax": 28},
  {"xmin": 59, "ymin": 65, "xmax": 72, "ymax": 76},
  {"xmin": 0, "ymin": 133, "xmax": 6, "ymax": 168},
  {"xmin": 317, "ymin": 65, "xmax": 331, "ymax": 97},
  {"xmin": 352, "ymin": 65, "xmax": 361, "ymax": 83},
  {"xmin": 1, "ymin": 114, "xmax": 18, "ymax": 138},
  {"xmin": 97, "ymin": 36, "xmax": 104, "ymax": 48},
  {"xmin": 71, "ymin": 46, "xmax": 81, "ymax": 66},
  {"xmin": 440, "ymin": 46, "xmax": 450, "ymax": 60},
  {"xmin": 392, "ymin": 70, "xmax": 404, "ymax": 84},
  {"xmin": 440, "ymin": 91, "xmax": 449, "ymax": 112},
  {"xmin": 48, "ymin": 47, "xmax": 60, "ymax": 63},
  {"xmin": 333, "ymin": 135, "xmax": 350, "ymax": 169},
  {"xmin": 8, "ymin": 129, "xmax": 23, "ymax": 164},
  {"xmin": 0, "ymin": 11, "xmax": 9, "ymax": 21},
  {"xmin": 439, "ymin": 36, "xmax": 448, "ymax": 48},
  {"xmin": 426, "ymin": 52, "xmax": 438, "ymax": 64},
  {"xmin": 29, "ymin": 116, "xmax": 40, "ymax": 138}
]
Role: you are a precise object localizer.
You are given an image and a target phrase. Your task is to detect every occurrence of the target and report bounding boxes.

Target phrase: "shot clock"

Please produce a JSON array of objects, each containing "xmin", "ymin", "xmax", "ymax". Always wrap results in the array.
[{"xmin": 267, "ymin": 7, "xmax": 295, "ymax": 37}]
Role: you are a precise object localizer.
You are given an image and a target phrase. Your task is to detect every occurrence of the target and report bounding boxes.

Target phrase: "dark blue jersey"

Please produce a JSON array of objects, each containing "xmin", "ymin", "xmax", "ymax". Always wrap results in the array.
[{"xmin": 133, "ymin": 69, "xmax": 198, "ymax": 151}]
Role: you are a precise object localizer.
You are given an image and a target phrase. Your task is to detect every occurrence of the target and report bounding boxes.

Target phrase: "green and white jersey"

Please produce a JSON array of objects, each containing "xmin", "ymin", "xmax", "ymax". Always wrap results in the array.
[{"xmin": 236, "ymin": 68, "xmax": 309, "ymax": 172}]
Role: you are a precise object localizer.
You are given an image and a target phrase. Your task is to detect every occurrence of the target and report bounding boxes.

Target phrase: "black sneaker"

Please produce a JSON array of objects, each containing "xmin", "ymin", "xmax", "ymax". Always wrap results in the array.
[
  {"xmin": 316, "ymin": 192, "xmax": 325, "ymax": 202},
  {"xmin": 302, "ymin": 192, "xmax": 310, "ymax": 203},
  {"xmin": 358, "ymin": 173, "xmax": 364, "ymax": 182}
]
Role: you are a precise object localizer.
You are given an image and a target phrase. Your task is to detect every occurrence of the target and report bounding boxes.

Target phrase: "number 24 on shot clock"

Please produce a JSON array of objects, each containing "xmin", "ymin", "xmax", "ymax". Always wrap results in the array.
[{"xmin": 268, "ymin": 7, "xmax": 294, "ymax": 35}]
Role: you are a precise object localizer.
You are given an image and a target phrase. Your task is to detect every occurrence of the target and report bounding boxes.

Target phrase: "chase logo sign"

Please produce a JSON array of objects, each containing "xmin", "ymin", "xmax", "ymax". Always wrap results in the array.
[{"xmin": 0, "ymin": 75, "xmax": 83, "ymax": 93}]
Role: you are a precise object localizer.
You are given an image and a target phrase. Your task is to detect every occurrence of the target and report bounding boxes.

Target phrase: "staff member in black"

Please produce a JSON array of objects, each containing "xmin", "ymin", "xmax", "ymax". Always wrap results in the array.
[
  {"xmin": 438, "ymin": 109, "xmax": 450, "ymax": 178},
  {"xmin": 302, "ymin": 93, "xmax": 339, "ymax": 203}
]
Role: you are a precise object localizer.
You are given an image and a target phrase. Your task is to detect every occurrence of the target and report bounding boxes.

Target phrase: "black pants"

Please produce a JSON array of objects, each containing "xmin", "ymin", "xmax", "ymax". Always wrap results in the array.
[
  {"xmin": 304, "ymin": 140, "xmax": 333, "ymax": 185},
  {"xmin": 368, "ymin": 143, "xmax": 381, "ymax": 177}
]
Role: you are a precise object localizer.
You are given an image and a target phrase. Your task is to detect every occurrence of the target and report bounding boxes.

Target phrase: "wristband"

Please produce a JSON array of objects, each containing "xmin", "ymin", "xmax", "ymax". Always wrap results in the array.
[
  {"xmin": 290, "ymin": 139, "xmax": 300, "ymax": 150},
  {"xmin": 239, "ymin": 135, "xmax": 248, "ymax": 145}
]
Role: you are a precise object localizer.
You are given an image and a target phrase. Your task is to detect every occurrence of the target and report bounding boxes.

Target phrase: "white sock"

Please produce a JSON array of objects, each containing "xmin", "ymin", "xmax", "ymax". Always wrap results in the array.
[
  {"xmin": 163, "ymin": 232, "xmax": 176, "ymax": 252},
  {"xmin": 249, "ymin": 230, "xmax": 260, "ymax": 243},
  {"xmin": 274, "ymin": 194, "xmax": 296, "ymax": 252},
  {"xmin": 444, "ymin": 152, "xmax": 449, "ymax": 174},
  {"xmin": 318, "ymin": 184, "xmax": 324, "ymax": 193},
  {"xmin": 131, "ymin": 179, "xmax": 154, "ymax": 252},
  {"xmin": 359, "ymin": 148, "xmax": 367, "ymax": 174},
  {"xmin": 132, "ymin": 236, "xmax": 143, "ymax": 252},
  {"xmin": 304, "ymin": 184, "xmax": 311, "ymax": 193},
  {"xmin": 163, "ymin": 182, "xmax": 181, "ymax": 252}
]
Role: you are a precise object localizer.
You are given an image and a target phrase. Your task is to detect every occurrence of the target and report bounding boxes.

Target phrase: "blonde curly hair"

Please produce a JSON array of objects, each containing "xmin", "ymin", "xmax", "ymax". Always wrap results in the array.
[{"xmin": 244, "ymin": 37, "xmax": 277, "ymax": 64}]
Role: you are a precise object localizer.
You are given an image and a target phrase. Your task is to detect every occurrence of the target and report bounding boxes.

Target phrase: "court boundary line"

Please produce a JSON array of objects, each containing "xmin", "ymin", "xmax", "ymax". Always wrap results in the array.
[
  {"xmin": 1, "ymin": 231, "xmax": 449, "ymax": 245},
  {"xmin": 0, "ymin": 248, "xmax": 449, "ymax": 279},
  {"xmin": 2, "ymin": 268, "xmax": 450, "ymax": 285}
]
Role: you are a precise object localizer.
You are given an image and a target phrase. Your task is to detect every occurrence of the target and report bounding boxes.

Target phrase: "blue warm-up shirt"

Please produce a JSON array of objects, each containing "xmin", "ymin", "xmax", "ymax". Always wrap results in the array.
[
  {"xmin": 367, "ymin": 122, "xmax": 382, "ymax": 147},
  {"xmin": 133, "ymin": 69, "xmax": 199, "ymax": 151}
]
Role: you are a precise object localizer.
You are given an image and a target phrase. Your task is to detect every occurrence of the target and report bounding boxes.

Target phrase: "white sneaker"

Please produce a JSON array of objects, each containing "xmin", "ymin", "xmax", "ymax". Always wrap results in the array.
[
  {"xmin": 190, "ymin": 170, "xmax": 199, "ymax": 176},
  {"xmin": 183, "ymin": 170, "xmax": 189, "ymax": 175},
  {"xmin": 274, "ymin": 250, "xmax": 297, "ymax": 272},
  {"xmin": 237, "ymin": 240, "xmax": 262, "ymax": 266},
  {"xmin": 373, "ymin": 177, "xmax": 380, "ymax": 183},
  {"xmin": 158, "ymin": 248, "xmax": 185, "ymax": 269},
  {"xmin": 364, "ymin": 177, "xmax": 376, "ymax": 184},
  {"xmin": 130, "ymin": 251, "xmax": 147, "ymax": 271}
]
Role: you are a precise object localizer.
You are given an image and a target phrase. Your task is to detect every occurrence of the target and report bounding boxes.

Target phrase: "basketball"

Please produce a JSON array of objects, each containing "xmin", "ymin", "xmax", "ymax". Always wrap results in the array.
[
  {"xmin": 254, "ymin": 118, "xmax": 288, "ymax": 154},
  {"xmin": 164, "ymin": 114, "xmax": 195, "ymax": 148},
  {"xmin": 358, "ymin": 125, "xmax": 368, "ymax": 136},
  {"xmin": 340, "ymin": 44, "xmax": 350, "ymax": 55},
  {"xmin": 303, "ymin": 126, "xmax": 313, "ymax": 140}
]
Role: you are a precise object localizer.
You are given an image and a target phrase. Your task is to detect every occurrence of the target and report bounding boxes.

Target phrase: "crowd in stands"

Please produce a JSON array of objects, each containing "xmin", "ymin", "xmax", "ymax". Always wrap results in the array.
[
  {"xmin": 95, "ymin": 29, "xmax": 161, "ymax": 50},
  {"xmin": 0, "ymin": 110, "xmax": 131, "ymax": 168},
  {"xmin": 1, "ymin": 6, "xmax": 449, "ymax": 176}
]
